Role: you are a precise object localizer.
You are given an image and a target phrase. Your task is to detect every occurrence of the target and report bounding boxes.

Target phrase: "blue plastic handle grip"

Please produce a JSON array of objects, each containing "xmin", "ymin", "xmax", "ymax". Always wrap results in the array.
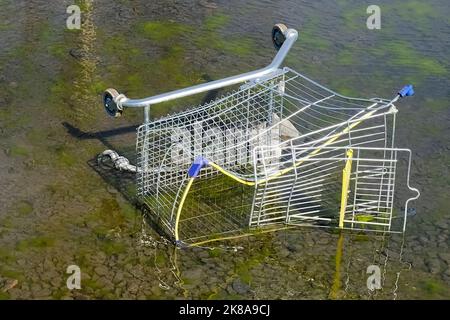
[
  {"xmin": 188, "ymin": 156, "xmax": 209, "ymax": 177},
  {"xmin": 398, "ymin": 84, "xmax": 414, "ymax": 97}
]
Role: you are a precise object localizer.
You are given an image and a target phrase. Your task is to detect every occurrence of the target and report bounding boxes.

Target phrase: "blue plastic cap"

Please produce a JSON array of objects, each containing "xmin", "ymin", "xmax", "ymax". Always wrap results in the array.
[
  {"xmin": 175, "ymin": 240, "xmax": 184, "ymax": 247},
  {"xmin": 188, "ymin": 156, "xmax": 209, "ymax": 178},
  {"xmin": 398, "ymin": 84, "xmax": 414, "ymax": 98}
]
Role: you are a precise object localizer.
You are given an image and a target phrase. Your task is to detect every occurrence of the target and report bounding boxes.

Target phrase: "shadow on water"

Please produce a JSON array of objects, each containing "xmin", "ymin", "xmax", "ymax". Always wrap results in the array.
[
  {"xmin": 62, "ymin": 121, "xmax": 137, "ymax": 151},
  {"xmin": 200, "ymin": 74, "xmax": 220, "ymax": 104},
  {"xmin": 62, "ymin": 121, "xmax": 176, "ymax": 241}
]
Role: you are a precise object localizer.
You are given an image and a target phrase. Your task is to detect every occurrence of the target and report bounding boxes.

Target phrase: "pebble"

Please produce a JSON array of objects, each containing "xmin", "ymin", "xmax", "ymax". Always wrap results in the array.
[
  {"xmin": 151, "ymin": 285, "xmax": 161, "ymax": 296},
  {"xmin": 199, "ymin": 0, "xmax": 218, "ymax": 9},
  {"xmin": 106, "ymin": 185, "xmax": 119, "ymax": 195},
  {"xmin": 69, "ymin": 48, "xmax": 84, "ymax": 60},
  {"xmin": 113, "ymin": 272, "xmax": 124, "ymax": 284},
  {"xmin": 278, "ymin": 248, "xmax": 290, "ymax": 258},
  {"xmin": 425, "ymin": 258, "xmax": 442, "ymax": 274},
  {"xmin": 231, "ymin": 278, "xmax": 250, "ymax": 295},
  {"xmin": 182, "ymin": 267, "xmax": 204, "ymax": 284},
  {"xmin": 438, "ymin": 253, "xmax": 450, "ymax": 266},
  {"xmin": 33, "ymin": 287, "xmax": 52, "ymax": 298},
  {"xmin": 94, "ymin": 265, "xmax": 109, "ymax": 277},
  {"xmin": 2, "ymin": 279, "xmax": 18, "ymax": 292},
  {"xmin": 127, "ymin": 282, "xmax": 139, "ymax": 294}
]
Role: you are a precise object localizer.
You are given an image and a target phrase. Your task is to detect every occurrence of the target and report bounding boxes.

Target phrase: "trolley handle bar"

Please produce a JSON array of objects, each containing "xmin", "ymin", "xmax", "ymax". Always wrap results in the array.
[{"xmin": 102, "ymin": 25, "xmax": 298, "ymax": 116}]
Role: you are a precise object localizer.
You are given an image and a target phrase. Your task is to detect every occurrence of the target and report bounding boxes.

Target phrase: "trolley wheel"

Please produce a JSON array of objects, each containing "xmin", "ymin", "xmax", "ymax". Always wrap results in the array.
[
  {"xmin": 272, "ymin": 23, "xmax": 288, "ymax": 51},
  {"xmin": 102, "ymin": 88, "xmax": 122, "ymax": 117},
  {"xmin": 97, "ymin": 152, "xmax": 115, "ymax": 171}
]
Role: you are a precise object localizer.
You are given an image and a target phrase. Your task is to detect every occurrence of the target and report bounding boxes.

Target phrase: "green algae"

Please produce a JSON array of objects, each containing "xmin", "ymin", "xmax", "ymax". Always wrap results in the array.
[
  {"xmin": 85, "ymin": 197, "xmax": 139, "ymax": 246},
  {"xmin": 118, "ymin": 201, "xmax": 138, "ymax": 222},
  {"xmin": 355, "ymin": 215, "xmax": 374, "ymax": 222},
  {"xmin": 347, "ymin": 11, "xmax": 445, "ymax": 85},
  {"xmin": 51, "ymin": 288, "xmax": 69, "ymax": 300},
  {"xmin": 0, "ymin": 23, "xmax": 10, "ymax": 31},
  {"xmin": 208, "ymin": 248, "xmax": 222, "ymax": 258},
  {"xmin": 37, "ymin": 21, "xmax": 53, "ymax": 44},
  {"xmin": 196, "ymin": 13, "xmax": 256, "ymax": 57},
  {"xmin": 341, "ymin": 4, "xmax": 366, "ymax": 31},
  {"xmin": 299, "ymin": 18, "xmax": 332, "ymax": 51},
  {"xmin": 102, "ymin": 31, "xmax": 202, "ymax": 111},
  {"xmin": 204, "ymin": 13, "xmax": 230, "ymax": 31},
  {"xmin": 339, "ymin": 2, "xmax": 439, "ymax": 32},
  {"xmin": 0, "ymin": 248, "xmax": 15, "ymax": 265},
  {"xmin": 16, "ymin": 236, "xmax": 56, "ymax": 251},
  {"xmin": 387, "ymin": 1, "xmax": 439, "ymax": 29},
  {"xmin": 125, "ymin": 73, "xmax": 144, "ymax": 94},
  {"xmin": 87, "ymin": 79, "xmax": 108, "ymax": 96},
  {"xmin": 15, "ymin": 200, "xmax": 33, "ymax": 215},
  {"xmin": 353, "ymin": 233, "xmax": 370, "ymax": 242},
  {"xmin": 97, "ymin": 13, "xmax": 255, "ymax": 123},
  {"xmin": 124, "ymin": 183, "xmax": 138, "ymax": 199},
  {"xmin": 156, "ymin": 45, "xmax": 197, "ymax": 87},
  {"xmin": 234, "ymin": 246, "xmax": 272, "ymax": 285},
  {"xmin": 335, "ymin": 2, "xmax": 447, "ymax": 88},
  {"xmin": 53, "ymin": 145, "xmax": 77, "ymax": 167},
  {"xmin": 8, "ymin": 145, "xmax": 29, "ymax": 157},
  {"xmin": 383, "ymin": 41, "xmax": 446, "ymax": 77},
  {"xmin": 336, "ymin": 50, "xmax": 354, "ymax": 66},
  {"xmin": 25, "ymin": 128, "xmax": 51, "ymax": 147},
  {"xmin": 426, "ymin": 98, "xmax": 448, "ymax": 112},
  {"xmin": 141, "ymin": 21, "xmax": 190, "ymax": 42},
  {"xmin": 100, "ymin": 240, "xmax": 126, "ymax": 255},
  {"xmin": 420, "ymin": 278, "xmax": 449, "ymax": 297},
  {"xmin": 330, "ymin": 83, "xmax": 359, "ymax": 98},
  {"xmin": 0, "ymin": 292, "xmax": 10, "ymax": 300},
  {"xmin": 0, "ymin": 268, "xmax": 24, "ymax": 281},
  {"xmin": 0, "ymin": 216, "xmax": 14, "ymax": 230},
  {"xmin": 83, "ymin": 277, "xmax": 102, "ymax": 291},
  {"xmin": 153, "ymin": 250, "xmax": 167, "ymax": 265},
  {"xmin": 5, "ymin": 113, "xmax": 32, "ymax": 131},
  {"xmin": 88, "ymin": 198, "xmax": 123, "ymax": 224},
  {"xmin": 48, "ymin": 43, "xmax": 69, "ymax": 59},
  {"xmin": 198, "ymin": 36, "xmax": 255, "ymax": 57},
  {"xmin": 102, "ymin": 34, "xmax": 143, "ymax": 63},
  {"xmin": 74, "ymin": 0, "xmax": 91, "ymax": 13}
]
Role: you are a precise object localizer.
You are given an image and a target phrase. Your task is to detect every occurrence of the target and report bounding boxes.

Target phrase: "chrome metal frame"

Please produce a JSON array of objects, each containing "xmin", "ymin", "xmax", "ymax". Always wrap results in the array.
[
  {"xmin": 107, "ymin": 28, "xmax": 298, "ymax": 117},
  {"xmin": 100, "ymin": 24, "xmax": 420, "ymax": 245}
]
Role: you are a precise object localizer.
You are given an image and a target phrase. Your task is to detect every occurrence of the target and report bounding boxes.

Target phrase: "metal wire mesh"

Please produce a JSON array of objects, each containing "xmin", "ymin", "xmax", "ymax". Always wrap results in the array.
[
  {"xmin": 252, "ymin": 146, "xmax": 411, "ymax": 232},
  {"xmin": 135, "ymin": 67, "xmax": 416, "ymax": 245}
]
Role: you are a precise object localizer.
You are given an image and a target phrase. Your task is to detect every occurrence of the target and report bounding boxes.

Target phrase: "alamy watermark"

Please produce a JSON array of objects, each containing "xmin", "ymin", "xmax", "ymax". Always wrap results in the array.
[
  {"xmin": 366, "ymin": 5, "xmax": 381, "ymax": 29},
  {"xmin": 66, "ymin": 265, "xmax": 81, "ymax": 290},
  {"xmin": 66, "ymin": 5, "xmax": 81, "ymax": 30},
  {"xmin": 366, "ymin": 265, "xmax": 382, "ymax": 291}
]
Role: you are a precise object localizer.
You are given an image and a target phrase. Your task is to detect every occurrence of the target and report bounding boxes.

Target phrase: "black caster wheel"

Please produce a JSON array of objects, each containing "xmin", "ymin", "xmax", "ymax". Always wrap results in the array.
[
  {"xmin": 97, "ymin": 152, "xmax": 115, "ymax": 171},
  {"xmin": 103, "ymin": 88, "xmax": 123, "ymax": 117},
  {"xmin": 272, "ymin": 23, "xmax": 288, "ymax": 51}
]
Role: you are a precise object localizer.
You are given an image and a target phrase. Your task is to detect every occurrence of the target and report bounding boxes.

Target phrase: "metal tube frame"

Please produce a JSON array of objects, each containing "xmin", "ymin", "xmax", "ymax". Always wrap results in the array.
[{"xmin": 112, "ymin": 28, "xmax": 299, "ymax": 110}]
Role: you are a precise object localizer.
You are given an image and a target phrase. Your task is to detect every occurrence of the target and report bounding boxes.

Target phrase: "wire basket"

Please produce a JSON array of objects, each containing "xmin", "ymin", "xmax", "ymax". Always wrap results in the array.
[{"xmin": 99, "ymin": 24, "xmax": 420, "ymax": 246}]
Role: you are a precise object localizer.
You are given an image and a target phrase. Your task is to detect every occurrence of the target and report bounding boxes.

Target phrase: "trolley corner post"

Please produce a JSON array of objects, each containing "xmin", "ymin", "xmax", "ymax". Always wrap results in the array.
[
  {"xmin": 144, "ymin": 105, "xmax": 150, "ymax": 123},
  {"xmin": 339, "ymin": 149, "xmax": 354, "ymax": 229}
]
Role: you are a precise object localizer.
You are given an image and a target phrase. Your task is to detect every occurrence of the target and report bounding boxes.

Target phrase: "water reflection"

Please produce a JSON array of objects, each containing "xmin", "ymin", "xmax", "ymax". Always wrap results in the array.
[
  {"xmin": 71, "ymin": 0, "xmax": 99, "ymax": 119},
  {"xmin": 339, "ymin": 233, "xmax": 410, "ymax": 300}
]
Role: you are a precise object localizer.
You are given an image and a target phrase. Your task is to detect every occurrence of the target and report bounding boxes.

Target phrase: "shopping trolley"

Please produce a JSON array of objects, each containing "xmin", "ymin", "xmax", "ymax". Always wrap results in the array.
[{"xmin": 99, "ymin": 24, "xmax": 420, "ymax": 246}]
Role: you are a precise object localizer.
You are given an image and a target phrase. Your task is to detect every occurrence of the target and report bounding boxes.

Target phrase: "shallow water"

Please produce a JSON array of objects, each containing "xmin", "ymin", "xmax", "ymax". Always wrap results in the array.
[{"xmin": 0, "ymin": 0, "xmax": 449, "ymax": 299}]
